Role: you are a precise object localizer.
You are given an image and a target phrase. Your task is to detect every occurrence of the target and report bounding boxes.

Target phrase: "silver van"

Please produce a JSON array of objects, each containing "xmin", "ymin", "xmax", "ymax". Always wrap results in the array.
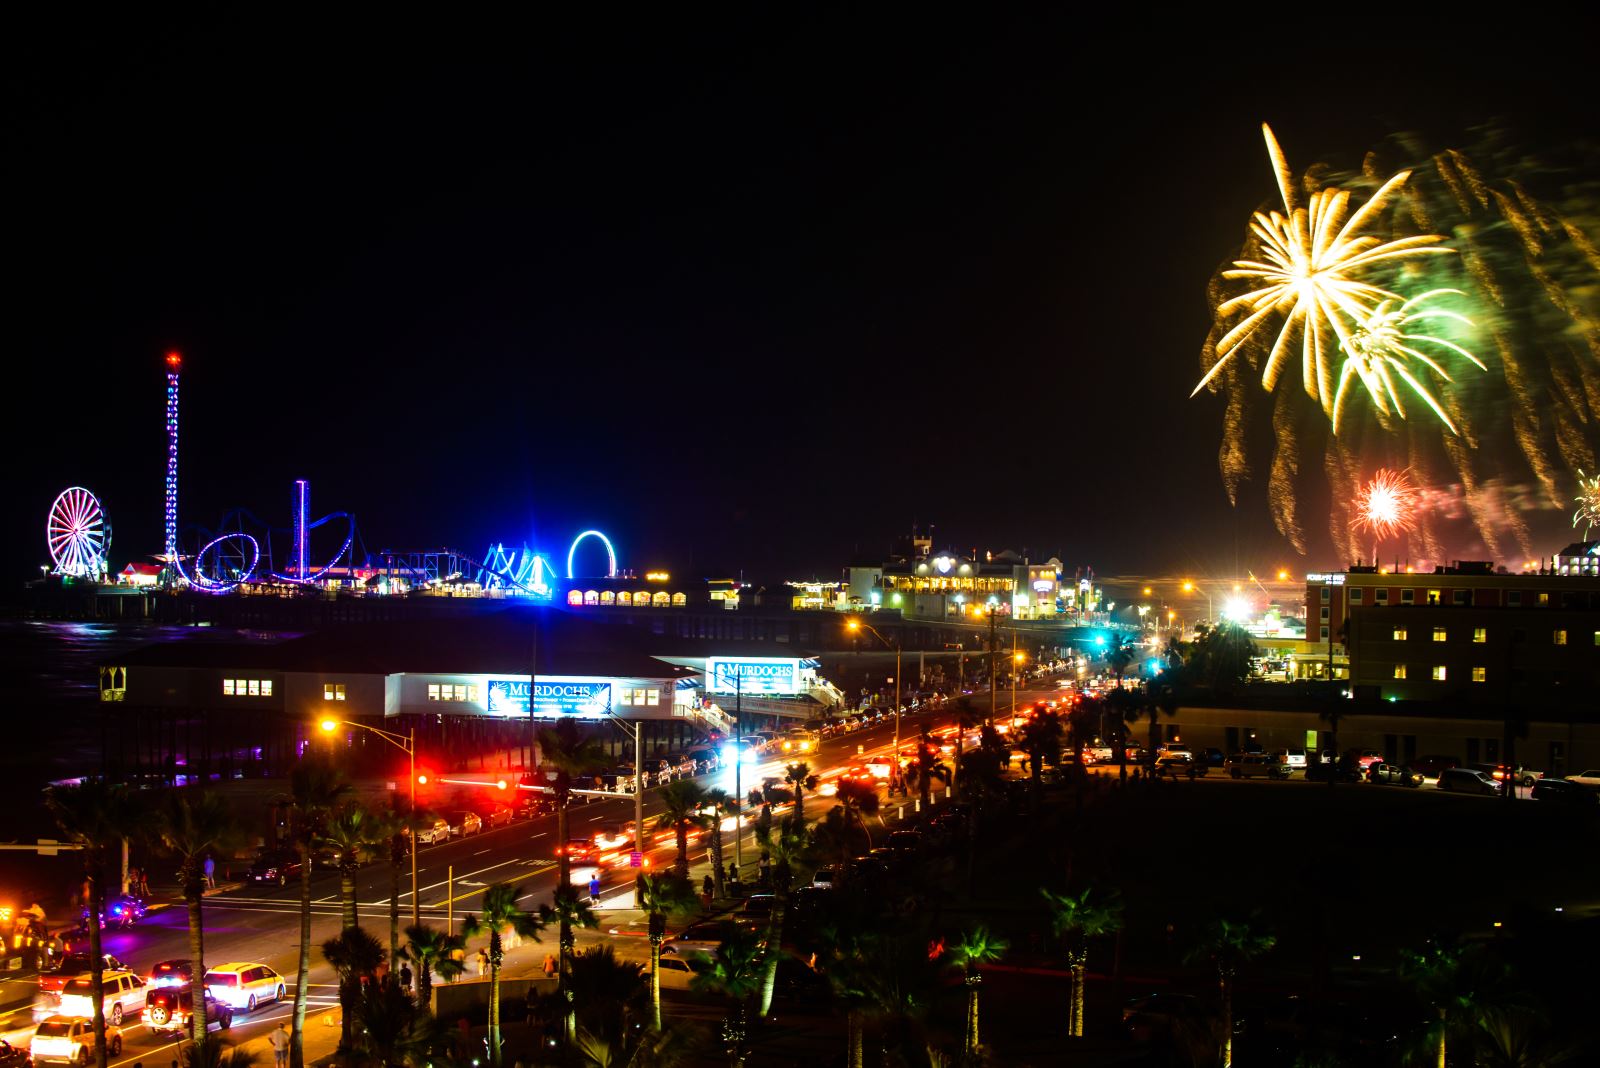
[{"xmin": 1437, "ymin": 768, "xmax": 1502, "ymax": 795}]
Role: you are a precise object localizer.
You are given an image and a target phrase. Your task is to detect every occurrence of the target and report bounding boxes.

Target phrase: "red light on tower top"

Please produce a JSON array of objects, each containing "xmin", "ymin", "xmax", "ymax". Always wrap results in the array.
[{"xmin": 165, "ymin": 351, "xmax": 182, "ymax": 368}]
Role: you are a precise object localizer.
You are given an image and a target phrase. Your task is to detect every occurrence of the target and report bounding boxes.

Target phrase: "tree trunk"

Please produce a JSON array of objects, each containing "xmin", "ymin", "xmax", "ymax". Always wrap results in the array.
[
  {"xmin": 756, "ymin": 888, "xmax": 787, "ymax": 1018},
  {"xmin": 556, "ymin": 791, "xmax": 575, "ymax": 1045},
  {"xmin": 417, "ymin": 960, "xmax": 433, "ymax": 1011},
  {"xmin": 649, "ymin": 934, "xmax": 663, "ymax": 1032},
  {"xmin": 952, "ymin": 728, "xmax": 964, "ymax": 801},
  {"xmin": 1221, "ymin": 975, "xmax": 1233, "ymax": 1068},
  {"xmin": 1072, "ymin": 962, "xmax": 1085, "ymax": 1038},
  {"xmin": 1437, "ymin": 1006, "xmax": 1447, "ymax": 1068},
  {"xmin": 488, "ymin": 932, "xmax": 502, "ymax": 1066},
  {"xmin": 847, "ymin": 1008, "xmax": 864, "ymax": 1068},
  {"xmin": 291, "ymin": 848, "xmax": 312, "ymax": 1068},
  {"xmin": 675, "ymin": 823, "xmax": 689, "ymax": 879},
  {"xmin": 340, "ymin": 865, "xmax": 359, "ymax": 931},
  {"xmin": 710, "ymin": 818, "xmax": 725, "ymax": 899},
  {"xmin": 87, "ymin": 868, "xmax": 107, "ymax": 1068},
  {"xmin": 186, "ymin": 877, "xmax": 210, "ymax": 1057},
  {"xmin": 966, "ymin": 980, "xmax": 980, "ymax": 1052}
]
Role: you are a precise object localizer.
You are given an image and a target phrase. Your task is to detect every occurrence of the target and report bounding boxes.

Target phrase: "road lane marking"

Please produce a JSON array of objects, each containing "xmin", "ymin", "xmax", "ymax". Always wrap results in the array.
[{"xmin": 473, "ymin": 849, "xmax": 491, "ymax": 856}]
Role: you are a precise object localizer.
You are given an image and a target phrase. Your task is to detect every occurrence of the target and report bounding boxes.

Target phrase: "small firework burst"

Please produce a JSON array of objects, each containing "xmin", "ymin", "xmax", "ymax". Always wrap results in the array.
[
  {"xmin": 1354, "ymin": 469, "xmax": 1420, "ymax": 545},
  {"xmin": 1574, "ymin": 470, "xmax": 1600, "ymax": 539}
]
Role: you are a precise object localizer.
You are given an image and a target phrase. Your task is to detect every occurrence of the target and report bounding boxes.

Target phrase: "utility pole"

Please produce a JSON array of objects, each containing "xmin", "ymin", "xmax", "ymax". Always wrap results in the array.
[
  {"xmin": 734, "ymin": 673, "xmax": 743, "ymax": 871},
  {"xmin": 987, "ymin": 608, "xmax": 998, "ymax": 726}
]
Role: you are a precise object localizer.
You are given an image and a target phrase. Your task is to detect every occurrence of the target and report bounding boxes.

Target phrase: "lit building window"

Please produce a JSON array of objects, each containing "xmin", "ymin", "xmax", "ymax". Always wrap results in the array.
[
  {"xmin": 427, "ymin": 684, "xmax": 441, "ymax": 701},
  {"xmin": 1539, "ymin": 593, "xmax": 1549, "ymax": 605},
  {"xmin": 652, "ymin": 591, "xmax": 670, "ymax": 606},
  {"xmin": 1471, "ymin": 666, "xmax": 1486, "ymax": 683},
  {"xmin": 1473, "ymin": 628, "xmax": 1486, "ymax": 643},
  {"xmin": 672, "ymin": 592, "xmax": 686, "ymax": 606},
  {"xmin": 324, "ymin": 683, "xmax": 346, "ymax": 701},
  {"xmin": 1594, "ymin": 631, "xmax": 1600, "ymax": 646},
  {"xmin": 600, "ymin": 590, "xmax": 615, "ymax": 605},
  {"xmin": 567, "ymin": 590, "xmax": 583, "ymax": 606},
  {"xmin": 247, "ymin": 680, "xmax": 260, "ymax": 696},
  {"xmin": 1393, "ymin": 664, "xmax": 1407, "ymax": 680},
  {"xmin": 1426, "ymin": 590, "xmax": 1441, "ymax": 605},
  {"xmin": 1392, "ymin": 627, "xmax": 1408, "ymax": 641},
  {"xmin": 1554, "ymin": 629, "xmax": 1567, "ymax": 646},
  {"xmin": 1432, "ymin": 666, "xmax": 1447, "ymax": 681},
  {"xmin": 223, "ymin": 679, "xmax": 234, "ymax": 696},
  {"xmin": 1432, "ymin": 627, "xmax": 1447, "ymax": 642},
  {"xmin": 222, "ymin": 678, "xmax": 272, "ymax": 697},
  {"xmin": 617, "ymin": 592, "xmax": 633, "ymax": 606}
]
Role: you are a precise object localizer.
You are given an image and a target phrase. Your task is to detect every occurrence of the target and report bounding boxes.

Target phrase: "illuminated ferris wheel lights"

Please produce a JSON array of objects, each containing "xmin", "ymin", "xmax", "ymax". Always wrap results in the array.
[{"xmin": 47, "ymin": 486, "xmax": 110, "ymax": 578}]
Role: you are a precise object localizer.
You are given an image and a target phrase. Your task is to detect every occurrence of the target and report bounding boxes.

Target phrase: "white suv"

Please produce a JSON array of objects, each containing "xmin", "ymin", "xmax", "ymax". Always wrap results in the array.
[
  {"xmin": 204, "ymin": 963, "xmax": 286, "ymax": 1012},
  {"xmin": 1225, "ymin": 753, "xmax": 1291, "ymax": 780},
  {"xmin": 57, "ymin": 970, "xmax": 147, "ymax": 1026},
  {"xmin": 31, "ymin": 1016, "xmax": 123, "ymax": 1063}
]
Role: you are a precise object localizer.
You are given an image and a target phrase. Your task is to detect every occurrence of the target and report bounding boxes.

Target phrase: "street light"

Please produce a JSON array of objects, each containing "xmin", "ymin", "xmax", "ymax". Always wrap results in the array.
[
  {"xmin": 848, "ymin": 618, "xmax": 903, "ymax": 779},
  {"xmin": 1181, "ymin": 580, "xmax": 1214, "ymax": 621},
  {"xmin": 320, "ymin": 718, "xmax": 420, "ymax": 928}
]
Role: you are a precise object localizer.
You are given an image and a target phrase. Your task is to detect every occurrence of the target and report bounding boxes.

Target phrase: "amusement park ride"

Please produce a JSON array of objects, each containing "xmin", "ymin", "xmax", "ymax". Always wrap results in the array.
[{"xmin": 43, "ymin": 353, "xmax": 623, "ymax": 595}]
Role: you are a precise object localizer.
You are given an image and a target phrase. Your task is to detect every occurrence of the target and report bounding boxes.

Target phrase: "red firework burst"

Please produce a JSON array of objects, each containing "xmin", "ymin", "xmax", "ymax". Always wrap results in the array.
[{"xmin": 1354, "ymin": 469, "xmax": 1420, "ymax": 543}]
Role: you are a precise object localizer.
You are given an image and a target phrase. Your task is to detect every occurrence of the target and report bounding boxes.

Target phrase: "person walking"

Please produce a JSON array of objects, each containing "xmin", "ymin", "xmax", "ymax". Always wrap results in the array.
[
  {"xmin": 475, "ymin": 948, "xmax": 488, "ymax": 978},
  {"xmin": 202, "ymin": 854, "xmax": 216, "ymax": 889},
  {"xmin": 588, "ymin": 874, "xmax": 601, "ymax": 907},
  {"xmin": 757, "ymin": 852, "xmax": 771, "ymax": 888},
  {"xmin": 269, "ymin": 1023, "xmax": 290, "ymax": 1068},
  {"xmin": 701, "ymin": 874, "xmax": 714, "ymax": 899},
  {"xmin": 399, "ymin": 963, "xmax": 413, "ymax": 995},
  {"xmin": 542, "ymin": 952, "xmax": 558, "ymax": 980}
]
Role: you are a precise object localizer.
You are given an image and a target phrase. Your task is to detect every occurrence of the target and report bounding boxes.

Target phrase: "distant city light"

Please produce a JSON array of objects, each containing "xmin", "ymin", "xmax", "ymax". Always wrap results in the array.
[{"xmin": 1222, "ymin": 597, "xmax": 1249, "ymax": 621}]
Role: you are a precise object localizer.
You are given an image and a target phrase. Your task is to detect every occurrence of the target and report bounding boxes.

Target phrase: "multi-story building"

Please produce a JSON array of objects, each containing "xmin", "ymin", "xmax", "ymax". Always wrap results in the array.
[{"xmin": 1307, "ymin": 551, "xmax": 1600, "ymax": 709}]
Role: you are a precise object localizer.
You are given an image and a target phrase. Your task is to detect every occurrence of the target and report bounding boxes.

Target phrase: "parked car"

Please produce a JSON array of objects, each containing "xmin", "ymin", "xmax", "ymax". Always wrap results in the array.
[
  {"xmin": 811, "ymin": 866, "xmax": 837, "ymax": 890},
  {"xmin": 412, "ymin": 818, "xmax": 451, "ymax": 845},
  {"xmin": 144, "ymin": 987, "xmax": 233, "ymax": 1037},
  {"xmin": 58, "ymin": 970, "xmax": 148, "ymax": 1026},
  {"xmin": 1530, "ymin": 778, "xmax": 1599, "ymax": 805},
  {"xmin": 31, "ymin": 1016, "xmax": 122, "ymax": 1063},
  {"xmin": 474, "ymin": 803, "xmax": 515, "ymax": 829},
  {"xmin": 1225, "ymin": 753, "xmax": 1291, "ymax": 779},
  {"xmin": 248, "ymin": 849, "xmax": 304, "ymax": 887},
  {"xmin": 737, "ymin": 894, "xmax": 778, "ymax": 920},
  {"xmin": 1268, "ymin": 748, "xmax": 1308, "ymax": 770},
  {"xmin": 683, "ymin": 747, "xmax": 720, "ymax": 773},
  {"xmin": 1347, "ymin": 749, "xmax": 1385, "ymax": 771},
  {"xmin": 662, "ymin": 919, "xmax": 760, "ymax": 958},
  {"xmin": 1437, "ymin": 768, "xmax": 1503, "ymax": 795},
  {"xmin": 517, "ymin": 795, "xmax": 556, "ymax": 818},
  {"xmin": 1155, "ymin": 752, "xmax": 1207, "ymax": 777},
  {"xmin": 1565, "ymin": 769, "xmax": 1600, "ymax": 788},
  {"xmin": 1305, "ymin": 758, "xmax": 1363, "ymax": 783},
  {"xmin": 447, "ymin": 811, "xmax": 483, "ymax": 838},
  {"xmin": 1410, "ymin": 755, "xmax": 1461, "ymax": 778},
  {"xmin": 1366, "ymin": 763, "xmax": 1424, "ymax": 787},
  {"xmin": 203, "ymin": 963, "xmax": 286, "ymax": 1012},
  {"xmin": 654, "ymin": 953, "xmax": 700, "ymax": 990},
  {"xmin": 1467, "ymin": 763, "xmax": 1544, "ymax": 788}
]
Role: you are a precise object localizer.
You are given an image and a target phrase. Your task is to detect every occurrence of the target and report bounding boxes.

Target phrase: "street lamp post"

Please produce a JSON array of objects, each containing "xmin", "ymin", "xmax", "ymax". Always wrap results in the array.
[
  {"xmin": 320, "ymin": 718, "xmax": 419, "ymax": 928},
  {"xmin": 599, "ymin": 707, "xmax": 646, "ymax": 901},
  {"xmin": 848, "ymin": 619, "xmax": 902, "ymax": 780}
]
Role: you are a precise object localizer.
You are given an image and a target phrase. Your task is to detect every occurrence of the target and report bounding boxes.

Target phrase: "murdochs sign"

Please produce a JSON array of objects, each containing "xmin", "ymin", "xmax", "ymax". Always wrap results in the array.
[{"xmin": 706, "ymin": 657, "xmax": 803, "ymax": 696}]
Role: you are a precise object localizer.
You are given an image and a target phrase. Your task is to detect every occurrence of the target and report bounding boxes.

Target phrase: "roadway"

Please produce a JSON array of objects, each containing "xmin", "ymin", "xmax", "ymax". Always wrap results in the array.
[{"xmin": 0, "ymin": 696, "xmax": 984, "ymax": 1067}]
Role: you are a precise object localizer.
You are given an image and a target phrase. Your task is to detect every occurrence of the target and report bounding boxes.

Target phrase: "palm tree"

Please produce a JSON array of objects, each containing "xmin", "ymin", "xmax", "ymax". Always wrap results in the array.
[
  {"xmin": 635, "ymin": 872, "xmax": 699, "ymax": 1031},
  {"xmin": 283, "ymin": 758, "xmax": 349, "ymax": 1068},
  {"xmin": 948, "ymin": 925, "xmax": 1009, "ymax": 1055},
  {"xmin": 463, "ymin": 882, "xmax": 547, "ymax": 1066},
  {"xmin": 689, "ymin": 925, "xmax": 766, "ymax": 1068},
  {"xmin": 906, "ymin": 724, "xmax": 950, "ymax": 807},
  {"xmin": 322, "ymin": 926, "xmax": 385, "ymax": 1053},
  {"xmin": 538, "ymin": 715, "xmax": 611, "ymax": 1032},
  {"xmin": 320, "ymin": 802, "xmax": 389, "ymax": 931},
  {"xmin": 179, "ymin": 1041, "xmax": 262, "ymax": 1068},
  {"xmin": 783, "ymin": 762, "xmax": 818, "ymax": 825},
  {"xmin": 402, "ymin": 923, "xmax": 466, "ymax": 1010},
  {"xmin": 825, "ymin": 926, "xmax": 948, "ymax": 1068},
  {"xmin": 45, "ymin": 782, "xmax": 142, "ymax": 1068},
  {"xmin": 1018, "ymin": 708, "xmax": 1064, "ymax": 809},
  {"xmin": 654, "ymin": 779, "xmax": 709, "ymax": 880},
  {"xmin": 544, "ymin": 884, "xmax": 601, "ymax": 1045},
  {"xmin": 1184, "ymin": 917, "xmax": 1276, "ymax": 1068},
  {"xmin": 830, "ymin": 778, "xmax": 881, "ymax": 877},
  {"xmin": 753, "ymin": 819, "xmax": 810, "ymax": 1019},
  {"xmin": 153, "ymin": 789, "xmax": 245, "ymax": 1057},
  {"xmin": 566, "ymin": 945, "xmax": 648, "ymax": 1054},
  {"xmin": 352, "ymin": 976, "xmax": 441, "ymax": 1068},
  {"xmin": 1399, "ymin": 937, "xmax": 1505, "ymax": 1068},
  {"xmin": 1040, "ymin": 886, "xmax": 1124, "ymax": 1038},
  {"xmin": 700, "ymin": 787, "xmax": 735, "ymax": 899}
]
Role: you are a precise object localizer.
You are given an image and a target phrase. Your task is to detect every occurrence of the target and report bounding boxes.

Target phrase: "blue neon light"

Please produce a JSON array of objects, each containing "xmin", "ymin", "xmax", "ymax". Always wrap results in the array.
[{"xmin": 566, "ymin": 529, "xmax": 617, "ymax": 579}]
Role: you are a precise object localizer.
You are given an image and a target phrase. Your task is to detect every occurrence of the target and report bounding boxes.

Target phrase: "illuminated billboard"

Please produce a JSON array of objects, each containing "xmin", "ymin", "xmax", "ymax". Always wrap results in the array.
[
  {"xmin": 706, "ymin": 657, "xmax": 804, "ymax": 696},
  {"xmin": 485, "ymin": 677, "xmax": 613, "ymax": 717}
]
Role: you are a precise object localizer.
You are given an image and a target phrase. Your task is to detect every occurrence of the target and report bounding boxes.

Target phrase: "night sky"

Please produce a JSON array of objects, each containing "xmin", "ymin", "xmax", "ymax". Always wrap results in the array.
[{"xmin": 12, "ymin": 20, "xmax": 1598, "ymax": 587}]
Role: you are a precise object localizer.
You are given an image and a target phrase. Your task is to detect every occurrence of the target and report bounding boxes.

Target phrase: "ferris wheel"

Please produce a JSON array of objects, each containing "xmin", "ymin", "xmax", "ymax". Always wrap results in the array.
[{"xmin": 48, "ymin": 486, "xmax": 111, "ymax": 578}]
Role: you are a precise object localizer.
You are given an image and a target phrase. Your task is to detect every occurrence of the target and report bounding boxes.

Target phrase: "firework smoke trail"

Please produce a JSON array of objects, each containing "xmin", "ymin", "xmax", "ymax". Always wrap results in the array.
[{"xmin": 1199, "ymin": 124, "xmax": 1600, "ymax": 562}]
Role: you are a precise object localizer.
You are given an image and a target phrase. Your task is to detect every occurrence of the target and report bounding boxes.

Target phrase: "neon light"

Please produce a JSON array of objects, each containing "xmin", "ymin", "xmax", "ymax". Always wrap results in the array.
[
  {"xmin": 188, "ymin": 533, "xmax": 261, "ymax": 592},
  {"xmin": 566, "ymin": 529, "xmax": 617, "ymax": 579},
  {"xmin": 47, "ymin": 487, "xmax": 110, "ymax": 578},
  {"xmin": 294, "ymin": 479, "xmax": 308, "ymax": 582},
  {"xmin": 478, "ymin": 544, "xmax": 555, "ymax": 597},
  {"xmin": 164, "ymin": 366, "xmax": 179, "ymax": 573}
]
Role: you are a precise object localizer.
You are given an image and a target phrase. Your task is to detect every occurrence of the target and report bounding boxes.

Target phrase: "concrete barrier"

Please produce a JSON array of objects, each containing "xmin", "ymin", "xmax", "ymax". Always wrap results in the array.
[{"xmin": 431, "ymin": 975, "xmax": 555, "ymax": 1020}]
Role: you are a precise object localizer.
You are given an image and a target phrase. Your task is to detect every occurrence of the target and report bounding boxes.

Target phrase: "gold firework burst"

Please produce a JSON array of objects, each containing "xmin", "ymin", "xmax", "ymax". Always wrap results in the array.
[{"xmin": 1193, "ymin": 124, "xmax": 1455, "ymax": 418}]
